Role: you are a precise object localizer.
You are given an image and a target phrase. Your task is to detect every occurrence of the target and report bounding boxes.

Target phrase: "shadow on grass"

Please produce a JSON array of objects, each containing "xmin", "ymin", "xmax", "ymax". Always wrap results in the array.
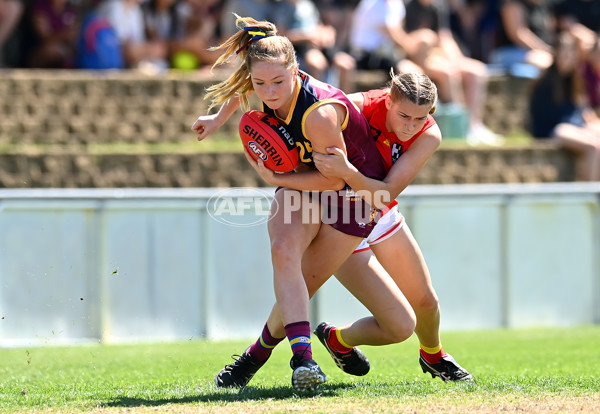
[{"xmin": 103, "ymin": 382, "xmax": 355, "ymax": 408}]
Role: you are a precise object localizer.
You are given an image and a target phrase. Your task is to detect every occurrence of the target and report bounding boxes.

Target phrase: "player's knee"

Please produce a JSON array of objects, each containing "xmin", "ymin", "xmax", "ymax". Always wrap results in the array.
[
  {"xmin": 413, "ymin": 292, "xmax": 440, "ymax": 314},
  {"xmin": 381, "ymin": 311, "xmax": 417, "ymax": 343},
  {"xmin": 270, "ymin": 236, "xmax": 299, "ymax": 267}
]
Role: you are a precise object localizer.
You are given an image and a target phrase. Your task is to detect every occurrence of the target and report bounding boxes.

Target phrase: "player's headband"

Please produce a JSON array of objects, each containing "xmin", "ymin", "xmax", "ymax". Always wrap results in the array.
[{"xmin": 236, "ymin": 27, "xmax": 268, "ymax": 54}]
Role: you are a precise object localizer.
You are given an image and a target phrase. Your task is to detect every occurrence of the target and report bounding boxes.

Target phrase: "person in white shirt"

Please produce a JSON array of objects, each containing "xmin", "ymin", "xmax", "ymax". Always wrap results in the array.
[
  {"xmin": 349, "ymin": 0, "xmax": 422, "ymax": 74},
  {"xmin": 97, "ymin": 0, "xmax": 168, "ymax": 69}
]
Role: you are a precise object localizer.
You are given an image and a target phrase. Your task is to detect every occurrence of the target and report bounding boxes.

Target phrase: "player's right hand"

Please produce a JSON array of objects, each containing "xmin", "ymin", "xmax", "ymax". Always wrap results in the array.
[{"xmin": 191, "ymin": 114, "xmax": 220, "ymax": 141}]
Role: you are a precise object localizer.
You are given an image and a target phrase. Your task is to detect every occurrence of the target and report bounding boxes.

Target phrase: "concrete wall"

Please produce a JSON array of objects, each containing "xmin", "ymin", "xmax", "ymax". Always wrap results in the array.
[
  {"xmin": 0, "ymin": 70, "xmax": 577, "ymax": 188},
  {"xmin": 0, "ymin": 184, "xmax": 598, "ymax": 346},
  {"xmin": 0, "ymin": 146, "xmax": 577, "ymax": 189}
]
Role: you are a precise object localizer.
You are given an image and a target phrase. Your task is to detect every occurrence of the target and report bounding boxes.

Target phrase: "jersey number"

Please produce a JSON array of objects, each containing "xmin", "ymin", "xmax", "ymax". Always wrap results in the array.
[{"xmin": 296, "ymin": 141, "xmax": 313, "ymax": 164}]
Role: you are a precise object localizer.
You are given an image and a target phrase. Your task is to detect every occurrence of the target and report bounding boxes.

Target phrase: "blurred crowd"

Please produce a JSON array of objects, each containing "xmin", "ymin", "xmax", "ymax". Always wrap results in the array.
[{"xmin": 1, "ymin": 0, "xmax": 600, "ymax": 176}]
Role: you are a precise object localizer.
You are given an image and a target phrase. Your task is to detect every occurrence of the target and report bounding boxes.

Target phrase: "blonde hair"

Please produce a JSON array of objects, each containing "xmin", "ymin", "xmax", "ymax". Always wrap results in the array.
[
  {"xmin": 388, "ymin": 70, "xmax": 438, "ymax": 114},
  {"xmin": 204, "ymin": 16, "xmax": 298, "ymax": 111}
]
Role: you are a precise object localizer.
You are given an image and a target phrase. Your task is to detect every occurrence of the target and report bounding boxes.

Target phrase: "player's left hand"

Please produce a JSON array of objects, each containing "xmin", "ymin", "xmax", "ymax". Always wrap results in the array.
[{"xmin": 313, "ymin": 146, "xmax": 356, "ymax": 180}]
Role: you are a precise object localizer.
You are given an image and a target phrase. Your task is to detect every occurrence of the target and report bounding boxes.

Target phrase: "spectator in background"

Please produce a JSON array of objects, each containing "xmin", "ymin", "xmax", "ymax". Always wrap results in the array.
[
  {"xmin": 171, "ymin": 0, "xmax": 223, "ymax": 71},
  {"xmin": 554, "ymin": 0, "xmax": 600, "ymax": 72},
  {"xmin": 403, "ymin": 0, "xmax": 501, "ymax": 145},
  {"xmin": 349, "ymin": 0, "xmax": 422, "ymax": 78},
  {"xmin": 554, "ymin": 0, "xmax": 600, "ymax": 38},
  {"xmin": 314, "ymin": 0, "xmax": 359, "ymax": 55},
  {"xmin": 273, "ymin": 0, "xmax": 356, "ymax": 92},
  {"xmin": 582, "ymin": 38, "xmax": 600, "ymax": 115},
  {"xmin": 97, "ymin": 0, "xmax": 169, "ymax": 71},
  {"xmin": 447, "ymin": 0, "xmax": 500, "ymax": 63},
  {"xmin": 528, "ymin": 32, "xmax": 600, "ymax": 181},
  {"xmin": 141, "ymin": 0, "xmax": 222, "ymax": 71},
  {"xmin": 142, "ymin": 0, "xmax": 182, "ymax": 52},
  {"xmin": 0, "ymin": 0, "xmax": 24, "ymax": 67},
  {"xmin": 25, "ymin": 0, "xmax": 80, "ymax": 68},
  {"xmin": 220, "ymin": 0, "xmax": 272, "ymax": 38},
  {"xmin": 489, "ymin": 0, "xmax": 556, "ymax": 79},
  {"xmin": 553, "ymin": 0, "xmax": 600, "ymax": 117}
]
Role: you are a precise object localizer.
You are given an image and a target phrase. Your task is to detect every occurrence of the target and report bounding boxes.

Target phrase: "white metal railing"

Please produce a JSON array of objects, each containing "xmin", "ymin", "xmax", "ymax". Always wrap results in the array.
[{"xmin": 0, "ymin": 183, "xmax": 598, "ymax": 346}]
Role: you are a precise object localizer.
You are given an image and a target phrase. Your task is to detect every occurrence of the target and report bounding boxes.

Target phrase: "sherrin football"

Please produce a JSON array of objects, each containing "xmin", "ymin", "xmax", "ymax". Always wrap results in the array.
[{"xmin": 239, "ymin": 110, "xmax": 299, "ymax": 173}]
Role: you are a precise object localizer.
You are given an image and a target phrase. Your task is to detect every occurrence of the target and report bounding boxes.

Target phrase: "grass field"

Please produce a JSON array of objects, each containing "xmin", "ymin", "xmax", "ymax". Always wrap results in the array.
[
  {"xmin": 0, "ymin": 130, "xmax": 535, "ymax": 156},
  {"xmin": 1, "ymin": 326, "xmax": 599, "ymax": 413}
]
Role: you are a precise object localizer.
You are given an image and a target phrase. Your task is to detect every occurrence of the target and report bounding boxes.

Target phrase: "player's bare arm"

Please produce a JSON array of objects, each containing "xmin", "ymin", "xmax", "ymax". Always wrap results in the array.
[
  {"xmin": 191, "ymin": 96, "xmax": 242, "ymax": 141},
  {"xmin": 266, "ymin": 103, "xmax": 348, "ymax": 192},
  {"xmin": 315, "ymin": 126, "xmax": 441, "ymax": 209},
  {"xmin": 346, "ymin": 92, "xmax": 365, "ymax": 113}
]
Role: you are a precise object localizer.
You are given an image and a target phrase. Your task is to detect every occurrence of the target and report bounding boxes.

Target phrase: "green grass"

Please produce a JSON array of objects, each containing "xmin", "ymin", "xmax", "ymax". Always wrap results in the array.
[
  {"xmin": 0, "ymin": 131, "xmax": 536, "ymax": 155},
  {"xmin": 1, "ymin": 327, "xmax": 599, "ymax": 413},
  {"xmin": 0, "ymin": 133, "xmax": 243, "ymax": 155}
]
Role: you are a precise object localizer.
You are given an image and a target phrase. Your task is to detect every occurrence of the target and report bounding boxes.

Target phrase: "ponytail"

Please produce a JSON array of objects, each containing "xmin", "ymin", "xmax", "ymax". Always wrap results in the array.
[{"xmin": 204, "ymin": 16, "xmax": 296, "ymax": 111}]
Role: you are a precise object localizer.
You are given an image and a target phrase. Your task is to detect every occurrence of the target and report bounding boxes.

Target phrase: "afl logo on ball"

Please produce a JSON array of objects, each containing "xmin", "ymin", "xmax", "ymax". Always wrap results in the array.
[{"xmin": 248, "ymin": 141, "xmax": 268, "ymax": 161}]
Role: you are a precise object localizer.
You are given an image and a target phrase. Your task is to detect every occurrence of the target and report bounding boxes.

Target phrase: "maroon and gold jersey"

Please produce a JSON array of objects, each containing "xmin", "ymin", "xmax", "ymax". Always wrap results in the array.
[
  {"xmin": 262, "ymin": 72, "xmax": 387, "ymax": 238},
  {"xmin": 263, "ymin": 72, "xmax": 386, "ymax": 181}
]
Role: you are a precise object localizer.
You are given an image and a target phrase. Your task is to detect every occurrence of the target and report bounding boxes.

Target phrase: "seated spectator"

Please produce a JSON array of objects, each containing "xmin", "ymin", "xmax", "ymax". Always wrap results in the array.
[
  {"xmin": 489, "ymin": 0, "xmax": 556, "ymax": 79},
  {"xmin": 220, "ymin": 0, "xmax": 272, "ymax": 38},
  {"xmin": 555, "ymin": 0, "xmax": 600, "ymax": 37},
  {"xmin": 555, "ymin": 0, "xmax": 600, "ymax": 66},
  {"xmin": 0, "ymin": 0, "xmax": 24, "ymax": 67},
  {"xmin": 273, "ymin": 0, "xmax": 356, "ymax": 91},
  {"xmin": 582, "ymin": 37, "xmax": 600, "ymax": 115},
  {"xmin": 447, "ymin": 0, "xmax": 500, "ymax": 63},
  {"xmin": 349, "ymin": 0, "xmax": 422, "ymax": 77},
  {"xmin": 142, "ymin": 0, "xmax": 181, "ymax": 49},
  {"xmin": 314, "ymin": 0, "xmax": 359, "ymax": 54},
  {"xmin": 75, "ymin": 12, "xmax": 125, "ymax": 70},
  {"xmin": 25, "ymin": 0, "xmax": 80, "ymax": 68},
  {"xmin": 97, "ymin": 0, "xmax": 169, "ymax": 71},
  {"xmin": 169, "ymin": 0, "xmax": 223, "ymax": 71},
  {"xmin": 528, "ymin": 32, "xmax": 600, "ymax": 181},
  {"xmin": 403, "ymin": 0, "xmax": 501, "ymax": 145}
]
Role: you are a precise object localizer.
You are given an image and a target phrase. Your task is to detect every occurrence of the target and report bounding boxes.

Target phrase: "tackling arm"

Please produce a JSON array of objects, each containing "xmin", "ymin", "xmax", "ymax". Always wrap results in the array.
[{"xmin": 315, "ymin": 125, "xmax": 442, "ymax": 210}]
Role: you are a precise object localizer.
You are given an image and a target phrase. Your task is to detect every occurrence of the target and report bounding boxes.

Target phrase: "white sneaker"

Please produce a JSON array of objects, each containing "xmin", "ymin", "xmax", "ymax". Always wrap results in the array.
[{"xmin": 466, "ymin": 124, "xmax": 504, "ymax": 146}]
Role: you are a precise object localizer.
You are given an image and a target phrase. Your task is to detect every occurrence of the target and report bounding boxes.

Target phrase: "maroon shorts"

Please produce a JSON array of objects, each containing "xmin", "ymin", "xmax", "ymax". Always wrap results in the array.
[{"xmin": 275, "ymin": 186, "xmax": 378, "ymax": 238}]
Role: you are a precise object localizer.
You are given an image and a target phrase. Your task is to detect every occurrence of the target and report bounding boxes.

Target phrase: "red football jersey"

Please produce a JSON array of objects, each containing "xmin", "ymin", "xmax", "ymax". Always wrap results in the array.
[{"xmin": 361, "ymin": 89, "xmax": 436, "ymax": 172}]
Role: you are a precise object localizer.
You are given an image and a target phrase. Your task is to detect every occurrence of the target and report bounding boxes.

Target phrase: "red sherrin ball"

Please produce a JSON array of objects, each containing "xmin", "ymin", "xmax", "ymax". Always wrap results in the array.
[{"xmin": 239, "ymin": 110, "xmax": 299, "ymax": 173}]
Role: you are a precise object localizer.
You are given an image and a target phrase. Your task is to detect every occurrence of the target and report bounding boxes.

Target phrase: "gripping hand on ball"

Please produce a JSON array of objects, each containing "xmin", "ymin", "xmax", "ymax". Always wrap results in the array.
[{"xmin": 243, "ymin": 147, "xmax": 277, "ymax": 184}]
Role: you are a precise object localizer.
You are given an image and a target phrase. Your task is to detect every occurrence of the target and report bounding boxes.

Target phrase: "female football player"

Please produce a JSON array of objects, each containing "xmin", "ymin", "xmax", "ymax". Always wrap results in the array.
[
  {"xmin": 312, "ymin": 71, "xmax": 472, "ymax": 382},
  {"xmin": 192, "ymin": 15, "xmax": 404, "ymax": 392}
]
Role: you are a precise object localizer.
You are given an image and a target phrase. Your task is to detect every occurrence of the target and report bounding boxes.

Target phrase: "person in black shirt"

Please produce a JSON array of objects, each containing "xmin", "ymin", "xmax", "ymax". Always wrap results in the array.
[{"xmin": 528, "ymin": 32, "xmax": 600, "ymax": 181}]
